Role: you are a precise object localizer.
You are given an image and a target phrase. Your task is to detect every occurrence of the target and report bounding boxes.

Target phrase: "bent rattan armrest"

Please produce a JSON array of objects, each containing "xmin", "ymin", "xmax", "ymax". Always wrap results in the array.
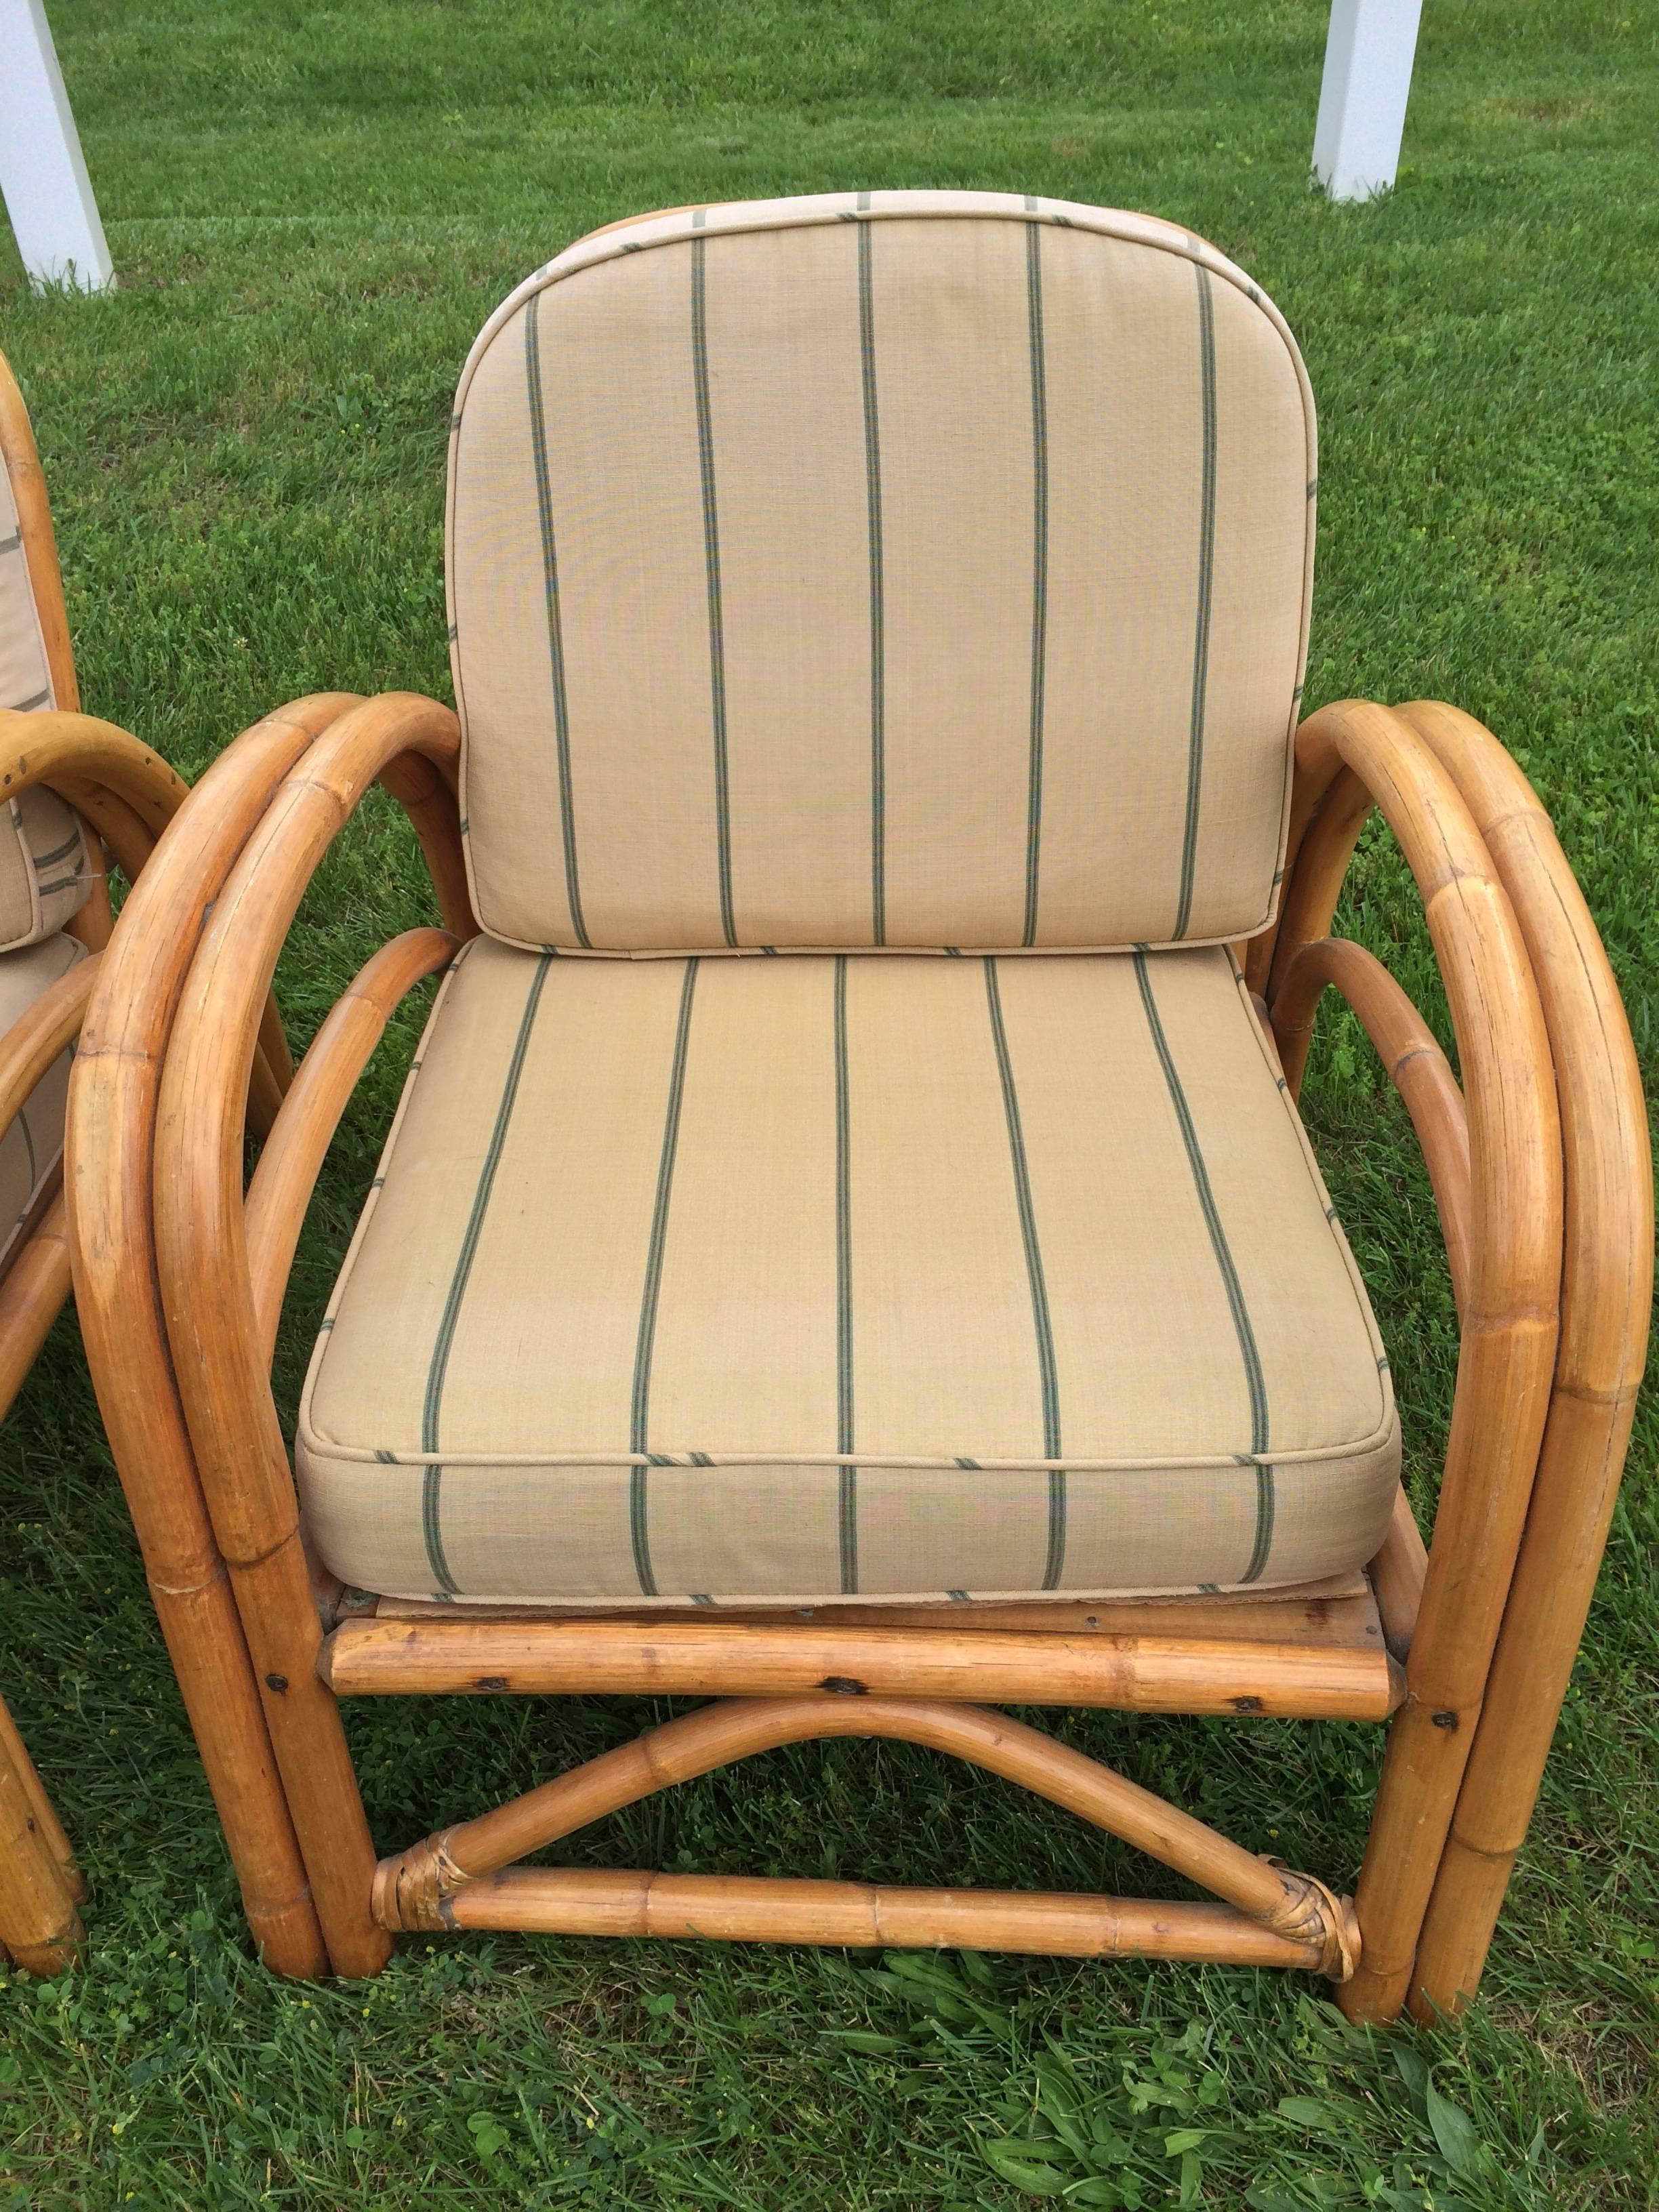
[
  {"xmin": 69, "ymin": 690, "xmax": 469, "ymax": 1980},
  {"xmin": 1257, "ymin": 697, "xmax": 1651, "ymax": 2021}
]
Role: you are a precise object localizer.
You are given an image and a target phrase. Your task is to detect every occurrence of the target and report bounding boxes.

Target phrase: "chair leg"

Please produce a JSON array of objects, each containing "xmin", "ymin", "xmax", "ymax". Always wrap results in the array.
[
  {"xmin": 225, "ymin": 1538, "xmax": 390, "ymax": 1980},
  {"xmin": 0, "ymin": 1692, "xmax": 83, "ymax": 1904},
  {"xmin": 1408, "ymin": 1390, "xmax": 1640, "ymax": 2019},
  {"xmin": 0, "ymin": 1708, "xmax": 81, "ymax": 1976}
]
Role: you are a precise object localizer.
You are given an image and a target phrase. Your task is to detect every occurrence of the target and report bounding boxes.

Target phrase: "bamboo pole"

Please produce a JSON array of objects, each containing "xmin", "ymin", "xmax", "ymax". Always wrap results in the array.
[
  {"xmin": 1393, "ymin": 701, "xmax": 1652, "ymax": 2020},
  {"xmin": 0, "ymin": 1190, "xmax": 71, "ymax": 1412},
  {"xmin": 1368, "ymin": 1487, "xmax": 1428, "ymax": 1662},
  {"xmin": 151, "ymin": 694, "xmax": 467, "ymax": 1979},
  {"xmin": 0, "ymin": 347, "xmax": 79, "ymax": 714},
  {"xmin": 373, "ymin": 1696, "xmax": 1356, "ymax": 1975},
  {"xmin": 68, "ymin": 695, "xmax": 366, "ymax": 1981},
  {"xmin": 0, "ymin": 712, "xmax": 187, "ymax": 842},
  {"xmin": 244, "ymin": 927, "xmax": 457, "ymax": 1366},
  {"xmin": 1265, "ymin": 766, "xmax": 1375, "ymax": 1002},
  {"xmin": 0, "ymin": 1722, "xmax": 81, "ymax": 1977},
  {"xmin": 443, "ymin": 1870, "xmax": 1339, "ymax": 1968},
  {"xmin": 0, "ymin": 1692, "xmax": 82, "ymax": 1904},
  {"xmin": 1271, "ymin": 935, "xmax": 1473, "ymax": 1313},
  {"xmin": 323, "ymin": 1615, "xmax": 1400, "ymax": 1722},
  {"xmin": 1279, "ymin": 704, "xmax": 1563, "ymax": 2026}
]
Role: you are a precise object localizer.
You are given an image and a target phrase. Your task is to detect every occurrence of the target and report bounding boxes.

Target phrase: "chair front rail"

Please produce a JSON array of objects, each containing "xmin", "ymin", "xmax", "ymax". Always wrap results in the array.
[
  {"xmin": 1265, "ymin": 701, "xmax": 1563, "ymax": 2024},
  {"xmin": 371, "ymin": 1696, "xmax": 1357, "ymax": 1979},
  {"xmin": 146, "ymin": 693, "xmax": 466, "ymax": 1978},
  {"xmin": 68, "ymin": 693, "xmax": 370, "ymax": 1982},
  {"xmin": 321, "ymin": 1613, "xmax": 1401, "ymax": 1721}
]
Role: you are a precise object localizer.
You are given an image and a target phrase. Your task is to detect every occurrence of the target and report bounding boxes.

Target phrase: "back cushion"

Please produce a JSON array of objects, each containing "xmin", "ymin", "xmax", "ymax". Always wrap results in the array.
[
  {"xmin": 449, "ymin": 192, "xmax": 1315, "ymax": 955},
  {"xmin": 0, "ymin": 405, "xmax": 91, "ymax": 950}
]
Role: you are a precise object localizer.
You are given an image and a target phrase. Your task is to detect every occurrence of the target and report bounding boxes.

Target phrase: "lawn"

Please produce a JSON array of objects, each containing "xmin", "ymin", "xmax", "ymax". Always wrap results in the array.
[{"xmin": 2, "ymin": 1, "xmax": 1656, "ymax": 2205}]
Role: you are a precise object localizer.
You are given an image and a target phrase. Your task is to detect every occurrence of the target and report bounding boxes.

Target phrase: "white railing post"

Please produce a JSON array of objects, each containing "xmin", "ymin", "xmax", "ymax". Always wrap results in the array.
[
  {"xmin": 1312, "ymin": 0, "xmax": 1424, "ymax": 203},
  {"xmin": 0, "ymin": 0, "xmax": 113, "ymax": 293}
]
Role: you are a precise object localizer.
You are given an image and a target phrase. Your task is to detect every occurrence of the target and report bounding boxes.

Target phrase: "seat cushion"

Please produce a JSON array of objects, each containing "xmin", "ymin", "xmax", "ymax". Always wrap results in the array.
[
  {"xmin": 299, "ymin": 943, "xmax": 1398, "ymax": 1607},
  {"xmin": 0, "ymin": 932, "xmax": 85, "ymax": 1271},
  {"xmin": 449, "ymin": 190, "xmax": 1315, "ymax": 954}
]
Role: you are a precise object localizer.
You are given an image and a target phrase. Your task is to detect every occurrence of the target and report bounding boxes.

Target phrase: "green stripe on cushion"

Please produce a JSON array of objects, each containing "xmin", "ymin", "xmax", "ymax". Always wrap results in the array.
[
  {"xmin": 983, "ymin": 957, "xmax": 1066, "ymax": 1588},
  {"xmin": 691, "ymin": 240, "xmax": 737, "ymax": 949},
  {"xmin": 1174, "ymin": 262, "xmax": 1218, "ymax": 941},
  {"xmin": 419, "ymin": 951, "xmax": 554, "ymax": 1593},
  {"xmin": 30, "ymin": 832, "xmax": 81, "ymax": 870},
  {"xmin": 1133, "ymin": 946, "xmax": 1273, "ymax": 1578},
  {"xmin": 628, "ymin": 958, "xmax": 701, "ymax": 1595},
  {"xmin": 1244, "ymin": 1463, "xmax": 1277, "ymax": 1583},
  {"xmin": 524, "ymin": 292, "xmax": 591, "ymax": 948},
  {"xmin": 1023, "ymin": 220, "xmax": 1049, "ymax": 948},
  {"xmin": 834, "ymin": 955, "xmax": 858, "ymax": 1593},
  {"xmin": 857, "ymin": 222, "xmax": 886, "ymax": 946},
  {"xmin": 838, "ymin": 1468, "xmax": 858, "ymax": 1595}
]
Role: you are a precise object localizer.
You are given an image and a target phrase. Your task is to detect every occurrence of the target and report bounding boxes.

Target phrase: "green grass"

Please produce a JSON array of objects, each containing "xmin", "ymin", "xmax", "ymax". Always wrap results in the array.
[{"xmin": 3, "ymin": 2, "xmax": 1657, "ymax": 2204}]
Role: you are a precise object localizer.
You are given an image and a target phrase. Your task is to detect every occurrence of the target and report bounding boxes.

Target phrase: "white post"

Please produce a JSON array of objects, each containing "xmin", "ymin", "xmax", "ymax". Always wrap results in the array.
[
  {"xmin": 1312, "ymin": 0, "xmax": 1424, "ymax": 203},
  {"xmin": 0, "ymin": 0, "xmax": 113, "ymax": 292}
]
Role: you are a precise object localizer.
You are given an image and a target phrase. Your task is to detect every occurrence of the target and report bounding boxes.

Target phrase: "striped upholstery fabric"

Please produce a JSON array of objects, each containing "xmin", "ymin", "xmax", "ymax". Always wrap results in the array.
[
  {"xmin": 298, "ymin": 942, "xmax": 1399, "ymax": 1607},
  {"xmin": 0, "ymin": 439, "xmax": 90, "ymax": 951},
  {"xmin": 0, "ymin": 933, "xmax": 85, "ymax": 1273},
  {"xmin": 448, "ymin": 192, "xmax": 1316, "ymax": 957}
]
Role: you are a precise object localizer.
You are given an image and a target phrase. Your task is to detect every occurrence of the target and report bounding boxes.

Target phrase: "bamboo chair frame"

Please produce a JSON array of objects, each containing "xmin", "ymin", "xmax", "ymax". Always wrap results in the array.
[
  {"xmin": 0, "ymin": 703, "xmax": 197, "ymax": 1977},
  {"xmin": 63, "ymin": 680, "xmax": 1649, "ymax": 2020},
  {"xmin": 0, "ymin": 350, "xmax": 291, "ymax": 1975}
]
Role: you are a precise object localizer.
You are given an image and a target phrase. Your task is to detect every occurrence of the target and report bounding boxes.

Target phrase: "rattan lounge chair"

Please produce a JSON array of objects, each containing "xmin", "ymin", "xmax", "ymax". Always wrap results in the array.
[
  {"xmin": 0, "ymin": 346, "xmax": 205, "ymax": 1974},
  {"xmin": 66, "ymin": 194, "xmax": 1650, "ymax": 2019}
]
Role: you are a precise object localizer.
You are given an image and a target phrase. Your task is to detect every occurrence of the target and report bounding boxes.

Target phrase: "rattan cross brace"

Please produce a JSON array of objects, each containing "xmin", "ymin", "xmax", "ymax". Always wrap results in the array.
[{"xmin": 369, "ymin": 1694, "xmax": 1359, "ymax": 1980}]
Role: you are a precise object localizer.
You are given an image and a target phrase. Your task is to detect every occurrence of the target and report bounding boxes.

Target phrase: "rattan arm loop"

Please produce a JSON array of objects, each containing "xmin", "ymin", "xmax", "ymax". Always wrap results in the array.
[
  {"xmin": 1271, "ymin": 935, "xmax": 1473, "ymax": 1315},
  {"xmin": 0, "ymin": 709, "xmax": 187, "ymax": 844},
  {"xmin": 68, "ymin": 691, "xmax": 370, "ymax": 1982},
  {"xmin": 149, "ymin": 693, "xmax": 465, "ymax": 1979},
  {"xmin": 1390, "ymin": 701, "xmax": 1652, "ymax": 2020},
  {"xmin": 245, "ymin": 926, "xmax": 459, "ymax": 1366},
  {"xmin": 0, "ymin": 951, "xmax": 98, "ymax": 1141},
  {"xmin": 0, "ymin": 954, "xmax": 100, "ymax": 1410},
  {"xmin": 1264, "ymin": 701, "xmax": 1563, "ymax": 2024}
]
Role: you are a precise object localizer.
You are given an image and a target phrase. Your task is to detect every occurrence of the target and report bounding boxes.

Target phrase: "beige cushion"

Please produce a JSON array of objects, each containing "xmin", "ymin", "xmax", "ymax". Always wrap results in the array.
[
  {"xmin": 0, "ymin": 434, "xmax": 91, "ymax": 951},
  {"xmin": 0, "ymin": 932, "xmax": 85, "ymax": 1272},
  {"xmin": 298, "ymin": 943, "xmax": 1397, "ymax": 1606},
  {"xmin": 448, "ymin": 191, "xmax": 1315, "ymax": 957}
]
